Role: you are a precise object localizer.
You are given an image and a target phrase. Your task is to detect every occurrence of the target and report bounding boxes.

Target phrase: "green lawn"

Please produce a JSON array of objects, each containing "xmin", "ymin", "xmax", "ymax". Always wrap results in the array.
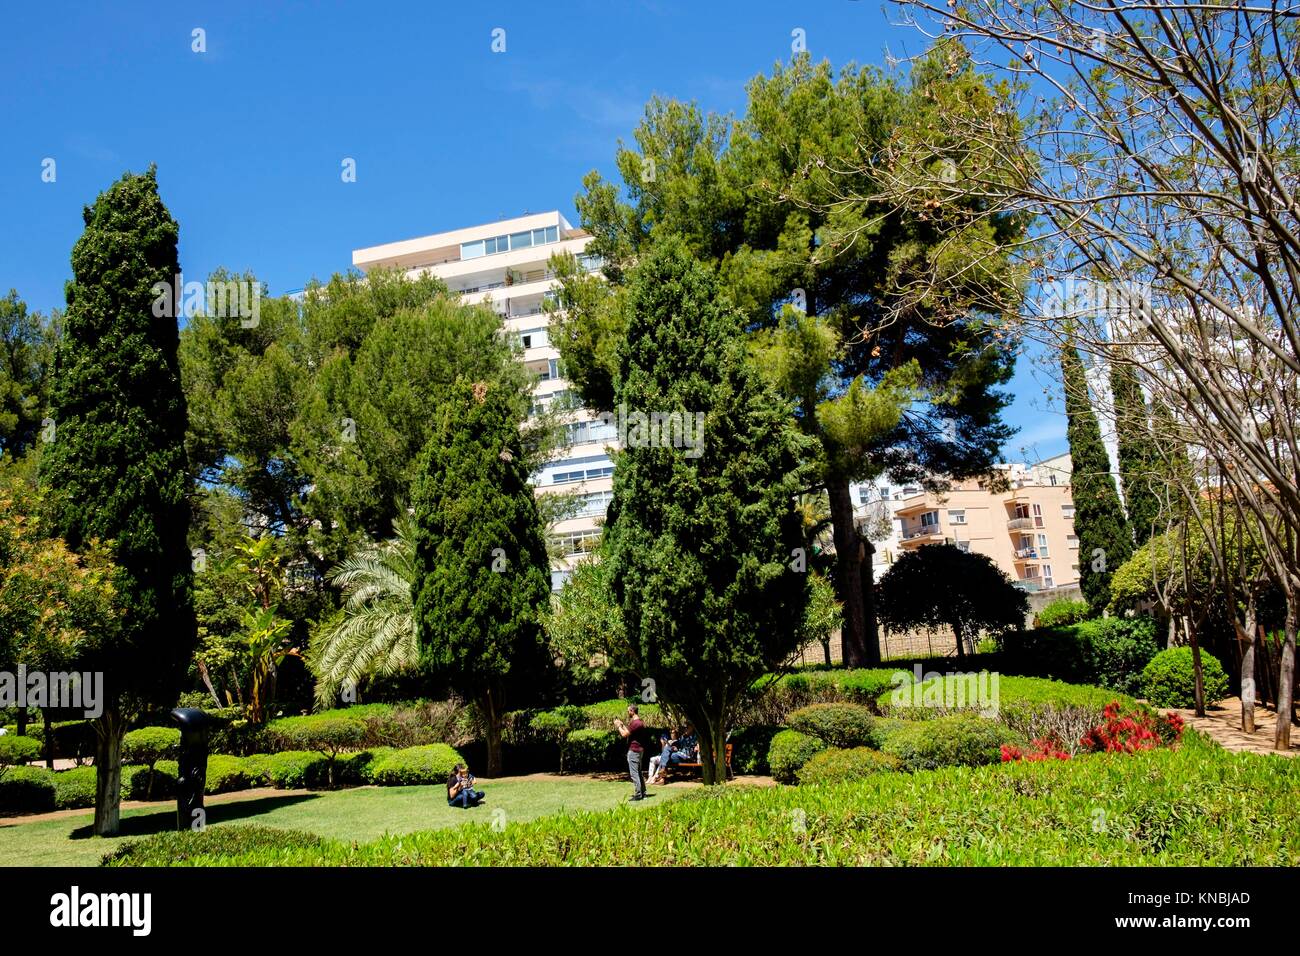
[{"xmin": 0, "ymin": 776, "xmax": 674, "ymax": 867}]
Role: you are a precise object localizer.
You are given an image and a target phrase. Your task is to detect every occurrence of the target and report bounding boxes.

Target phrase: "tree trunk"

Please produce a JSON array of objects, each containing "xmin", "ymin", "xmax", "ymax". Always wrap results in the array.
[
  {"xmin": 1186, "ymin": 615, "xmax": 1206, "ymax": 718},
  {"xmin": 950, "ymin": 621, "xmax": 967, "ymax": 658},
  {"xmin": 829, "ymin": 477, "xmax": 879, "ymax": 667},
  {"xmin": 1239, "ymin": 614, "xmax": 1258, "ymax": 734},
  {"xmin": 696, "ymin": 706, "xmax": 728, "ymax": 786},
  {"xmin": 1166, "ymin": 615, "xmax": 1177, "ymax": 649},
  {"xmin": 1276, "ymin": 599, "xmax": 1297, "ymax": 751},
  {"xmin": 482, "ymin": 690, "xmax": 503, "ymax": 777},
  {"xmin": 15, "ymin": 706, "xmax": 26, "ymax": 737},
  {"xmin": 821, "ymin": 639, "xmax": 832, "ymax": 667},
  {"xmin": 93, "ymin": 706, "xmax": 126, "ymax": 837},
  {"xmin": 860, "ymin": 537, "xmax": 881, "ymax": 666}
]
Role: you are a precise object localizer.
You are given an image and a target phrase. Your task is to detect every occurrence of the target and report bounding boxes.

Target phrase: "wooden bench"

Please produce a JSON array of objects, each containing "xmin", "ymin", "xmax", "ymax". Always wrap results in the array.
[{"xmin": 661, "ymin": 743, "xmax": 733, "ymax": 780}]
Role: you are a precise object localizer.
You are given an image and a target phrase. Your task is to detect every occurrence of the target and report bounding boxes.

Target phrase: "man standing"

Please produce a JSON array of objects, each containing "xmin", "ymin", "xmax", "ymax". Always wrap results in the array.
[{"xmin": 614, "ymin": 704, "xmax": 650, "ymax": 801}]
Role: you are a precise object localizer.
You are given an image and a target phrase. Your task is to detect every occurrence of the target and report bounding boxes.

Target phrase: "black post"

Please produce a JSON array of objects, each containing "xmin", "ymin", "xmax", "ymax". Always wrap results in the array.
[{"xmin": 169, "ymin": 708, "xmax": 212, "ymax": 833}]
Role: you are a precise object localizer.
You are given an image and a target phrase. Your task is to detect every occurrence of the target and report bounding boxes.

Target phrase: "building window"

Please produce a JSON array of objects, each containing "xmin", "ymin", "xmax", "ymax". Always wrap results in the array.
[
  {"xmin": 1043, "ymin": 564, "xmax": 1054, "ymax": 588},
  {"xmin": 858, "ymin": 486, "xmax": 871, "ymax": 505},
  {"xmin": 554, "ymin": 530, "xmax": 602, "ymax": 556},
  {"xmin": 1067, "ymin": 534, "xmax": 1079, "ymax": 549},
  {"xmin": 552, "ymin": 465, "xmax": 615, "ymax": 485},
  {"xmin": 1062, "ymin": 504, "xmax": 1075, "ymax": 519},
  {"xmin": 1032, "ymin": 503, "xmax": 1044, "ymax": 528},
  {"xmin": 920, "ymin": 511, "xmax": 939, "ymax": 528},
  {"xmin": 947, "ymin": 509, "xmax": 966, "ymax": 525},
  {"xmin": 956, "ymin": 540, "xmax": 971, "ymax": 553},
  {"xmin": 1037, "ymin": 533, "xmax": 1050, "ymax": 558}
]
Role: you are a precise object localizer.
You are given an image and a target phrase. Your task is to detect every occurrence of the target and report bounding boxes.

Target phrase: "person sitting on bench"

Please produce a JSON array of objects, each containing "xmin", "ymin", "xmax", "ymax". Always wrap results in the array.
[
  {"xmin": 446, "ymin": 764, "xmax": 485, "ymax": 808},
  {"xmin": 650, "ymin": 728, "xmax": 698, "ymax": 784}
]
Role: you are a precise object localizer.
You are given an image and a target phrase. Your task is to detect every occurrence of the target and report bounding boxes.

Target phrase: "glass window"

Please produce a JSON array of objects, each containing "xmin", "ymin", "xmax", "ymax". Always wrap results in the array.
[
  {"xmin": 461, "ymin": 240, "xmax": 485, "ymax": 259},
  {"xmin": 947, "ymin": 509, "xmax": 966, "ymax": 524},
  {"xmin": 546, "ymin": 225, "xmax": 558, "ymax": 243},
  {"xmin": 510, "ymin": 231, "xmax": 533, "ymax": 250},
  {"xmin": 1062, "ymin": 504, "xmax": 1076, "ymax": 519},
  {"xmin": 920, "ymin": 511, "xmax": 939, "ymax": 528}
]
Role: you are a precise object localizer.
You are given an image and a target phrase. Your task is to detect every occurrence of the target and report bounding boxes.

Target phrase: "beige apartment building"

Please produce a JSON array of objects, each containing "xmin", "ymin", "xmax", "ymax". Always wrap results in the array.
[
  {"xmin": 893, "ymin": 453, "xmax": 1081, "ymax": 592},
  {"xmin": 352, "ymin": 211, "xmax": 610, "ymax": 589}
]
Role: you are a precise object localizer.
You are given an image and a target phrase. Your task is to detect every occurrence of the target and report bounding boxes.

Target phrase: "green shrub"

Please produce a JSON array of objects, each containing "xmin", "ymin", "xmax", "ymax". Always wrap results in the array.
[
  {"xmin": 105, "ymin": 739, "xmax": 1300, "ymax": 866},
  {"xmin": 122, "ymin": 763, "xmax": 177, "ymax": 801},
  {"xmin": 728, "ymin": 725, "xmax": 783, "ymax": 775},
  {"xmin": 767, "ymin": 729, "xmax": 826, "ymax": 784},
  {"xmin": 796, "ymin": 747, "xmax": 901, "ymax": 785},
  {"xmin": 104, "ymin": 824, "xmax": 324, "ymax": 867},
  {"xmin": 788, "ymin": 703, "xmax": 879, "ymax": 749},
  {"xmin": 1078, "ymin": 617, "xmax": 1160, "ymax": 695},
  {"xmin": 203, "ymin": 754, "xmax": 252, "ymax": 794},
  {"xmin": 880, "ymin": 673, "xmax": 1128, "ymax": 753},
  {"xmin": 52, "ymin": 766, "xmax": 99, "ymax": 809},
  {"xmin": 0, "ymin": 734, "xmax": 41, "ymax": 772},
  {"xmin": 0, "ymin": 766, "xmax": 56, "ymax": 813},
  {"xmin": 1141, "ymin": 647, "xmax": 1231, "ymax": 708},
  {"xmin": 880, "ymin": 714, "xmax": 1022, "ymax": 771},
  {"xmin": 562, "ymin": 729, "xmax": 617, "ymax": 773},
  {"xmin": 529, "ymin": 706, "xmax": 589, "ymax": 770},
  {"xmin": 0, "ymin": 720, "xmax": 95, "ymax": 760},
  {"xmin": 1035, "ymin": 598, "xmax": 1090, "ymax": 628},
  {"xmin": 580, "ymin": 699, "xmax": 664, "ymax": 730},
  {"xmin": 266, "ymin": 714, "xmax": 366, "ymax": 785},
  {"xmin": 744, "ymin": 668, "xmax": 912, "ymax": 724},
  {"xmin": 365, "ymin": 744, "xmax": 464, "ymax": 786},
  {"xmin": 122, "ymin": 727, "xmax": 181, "ymax": 797},
  {"xmin": 242, "ymin": 751, "xmax": 329, "ymax": 789}
]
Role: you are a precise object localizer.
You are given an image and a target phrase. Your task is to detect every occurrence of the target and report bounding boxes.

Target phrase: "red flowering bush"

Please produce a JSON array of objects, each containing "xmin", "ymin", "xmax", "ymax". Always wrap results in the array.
[
  {"xmin": 1001, "ymin": 737, "xmax": 1071, "ymax": 762},
  {"xmin": 1001, "ymin": 702, "xmax": 1184, "ymax": 762},
  {"xmin": 1079, "ymin": 702, "xmax": 1183, "ymax": 754}
]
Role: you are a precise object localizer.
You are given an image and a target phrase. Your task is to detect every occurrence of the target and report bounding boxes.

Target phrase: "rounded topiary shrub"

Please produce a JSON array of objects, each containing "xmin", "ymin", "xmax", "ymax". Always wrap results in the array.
[
  {"xmin": 1141, "ymin": 647, "xmax": 1230, "ymax": 708},
  {"xmin": 796, "ymin": 747, "xmax": 901, "ymax": 786},
  {"xmin": 52, "ymin": 766, "xmax": 99, "ymax": 810},
  {"xmin": 1034, "ymin": 598, "xmax": 1090, "ymax": 628},
  {"xmin": 0, "ymin": 765, "xmax": 57, "ymax": 814},
  {"xmin": 788, "ymin": 703, "xmax": 879, "ymax": 749},
  {"xmin": 562, "ymin": 729, "xmax": 617, "ymax": 773},
  {"xmin": 879, "ymin": 714, "xmax": 1022, "ymax": 772},
  {"xmin": 123, "ymin": 763, "xmax": 178, "ymax": 801},
  {"xmin": 123, "ymin": 726, "xmax": 180, "ymax": 765},
  {"xmin": 767, "ymin": 729, "xmax": 827, "ymax": 784},
  {"xmin": 366, "ymin": 744, "xmax": 464, "ymax": 786},
  {"xmin": 0, "ymin": 734, "xmax": 40, "ymax": 770}
]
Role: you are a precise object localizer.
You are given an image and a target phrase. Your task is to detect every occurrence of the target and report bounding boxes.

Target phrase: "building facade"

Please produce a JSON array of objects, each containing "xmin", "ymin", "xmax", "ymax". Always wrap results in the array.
[
  {"xmin": 889, "ymin": 453, "xmax": 1080, "ymax": 591},
  {"xmin": 352, "ymin": 211, "xmax": 610, "ymax": 589}
]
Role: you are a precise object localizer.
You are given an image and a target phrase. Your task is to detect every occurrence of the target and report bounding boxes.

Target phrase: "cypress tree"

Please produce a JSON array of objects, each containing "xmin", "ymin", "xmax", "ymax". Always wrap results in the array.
[
  {"xmin": 411, "ymin": 379, "xmax": 552, "ymax": 777},
  {"xmin": 1110, "ymin": 358, "xmax": 1161, "ymax": 545},
  {"xmin": 1062, "ymin": 338, "xmax": 1132, "ymax": 614},
  {"xmin": 40, "ymin": 167, "xmax": 194, "ymax": 836},
  {"xmin": 604, "ymin": 237, "xmax": 810, "ymax": 785}
]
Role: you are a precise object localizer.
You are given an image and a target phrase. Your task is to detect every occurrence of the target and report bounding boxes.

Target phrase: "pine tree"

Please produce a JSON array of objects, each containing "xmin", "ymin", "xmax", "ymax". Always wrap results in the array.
[
  {"xmin": 604, "ymin": 238, "xmax": 810, "ymax": 785},
  {"xmin": 1110, "ymin": 358, "xmax": 1161, "ymax": 545},
  {"xmin": 411, "ymin": 379, "xmax": 552, "ymax": 777},
  {"xmin": 40, "ymin": 167, "xmax": 194, "ymax": 836},
  {"xmin": 1062, "ymin": 339, "xmax": 1132, "ymax": 614}
]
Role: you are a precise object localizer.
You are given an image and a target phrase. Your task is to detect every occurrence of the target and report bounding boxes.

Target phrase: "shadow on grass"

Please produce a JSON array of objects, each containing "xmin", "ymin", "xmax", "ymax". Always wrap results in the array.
[{"xmin": 67, "ymin": 792, "xmax": 321, "ymax": 840}]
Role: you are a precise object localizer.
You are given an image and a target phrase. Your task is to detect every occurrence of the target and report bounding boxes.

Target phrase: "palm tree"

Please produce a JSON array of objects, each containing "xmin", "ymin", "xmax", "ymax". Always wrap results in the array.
[{"xmin": 308, "ymin": 515, "xmax": 419, "ymax": 707}]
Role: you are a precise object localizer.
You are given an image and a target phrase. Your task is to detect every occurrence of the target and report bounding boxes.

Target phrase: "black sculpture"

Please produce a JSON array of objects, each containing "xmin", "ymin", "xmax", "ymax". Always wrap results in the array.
[{"xmin": 169, "ymin": 708, "xmax": 217, "ymax": 833}]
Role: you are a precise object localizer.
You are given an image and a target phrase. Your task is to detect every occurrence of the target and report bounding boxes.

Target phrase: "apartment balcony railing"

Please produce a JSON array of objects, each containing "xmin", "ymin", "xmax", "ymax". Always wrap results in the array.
[
  {"xmin": 1017, "ymin": 575, "xmax": 1044, "ymax": 591},
  {"xmin": 903, "ymin": 526, "xmax": 943, "ymax": 541},
  {"xmin": 1007, "ymin": 516, "xmax": 1037, "ymax": 531},
  {"xmin": 1014, "ymin": 547, "xmax": 1039, "ymax": 560}
]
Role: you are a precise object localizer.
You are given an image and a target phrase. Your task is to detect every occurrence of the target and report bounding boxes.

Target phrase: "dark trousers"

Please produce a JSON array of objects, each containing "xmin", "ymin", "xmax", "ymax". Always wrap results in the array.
[
  {"xmin": 449, "ymin": 788, "xmax": 484, "ymax": 808},
  {"xmin": 628, "ymin": 749, "xmax": 645, "ymax": 798}
]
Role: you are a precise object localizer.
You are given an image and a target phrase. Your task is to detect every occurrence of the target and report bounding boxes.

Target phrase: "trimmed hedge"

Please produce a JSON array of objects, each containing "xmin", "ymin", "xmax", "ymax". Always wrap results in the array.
[
  {"xmin": 0, "ymin": 734, "xmax": 41, "ymax": 769},
  {"xmin": 787, "ymin": 703, "xmax": 879, "ymax": 749},
  {"xmin": 1141, "ymin": 647, "xmax": 1231, "ymax": 708},
  {"xmin": 0, "ymin": 720, "xmax": 95, "ymax": 760},
  {"xmin": 767, "ymin": 729, "xmax": 826, "ymax": 784},
  {"xmin": 104, "ymin": 735, "xmax": 1300, "ymax": 866},
  {"xmin": 563, "ymin": 729, "xmax": 618, "ymax": 773},
  {"xmin": 0, "ymin": 766, "xmax": 57, "ymax": 813},
  {"xmin": 998, "ymin": 617, "xmax": 1159, "ymax": 695},
  {"xmin": 104, "ymin": 825, "xmax": 324, "ymax": 867},
  {"xmin": 880, "ymin": 714, "xmax": 1022, "ymax": 772},
  {"xmin": 880, "ymin": 673, "xmax": 1130, "ymax": 753},
  {"xmin": 744, "ymin": 668, "xmax": 913, "ymax": 724},
  {"xmin": 1034, "ymin": 598, "xmax": 1090, "ymax": 628},
  {"xmin": 796, "ymin": 747, "xmax": 900, "ymax": 785},
  {"xmin": 364, "ymin": 744, "xmax": 464, "ymax": 786}
]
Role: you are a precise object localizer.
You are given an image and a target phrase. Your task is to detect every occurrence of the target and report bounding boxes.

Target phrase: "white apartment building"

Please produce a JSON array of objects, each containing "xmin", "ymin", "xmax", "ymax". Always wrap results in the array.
[{"xmin": 352, "ymin": 211, "xmax": 610, "ymax": 590}]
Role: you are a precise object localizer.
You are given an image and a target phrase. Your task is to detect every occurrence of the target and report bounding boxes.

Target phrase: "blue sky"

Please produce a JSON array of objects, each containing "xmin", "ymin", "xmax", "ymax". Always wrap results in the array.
[{"xmin": 0, "ymin": 0, "xmax": 1066, "ymax": 460}]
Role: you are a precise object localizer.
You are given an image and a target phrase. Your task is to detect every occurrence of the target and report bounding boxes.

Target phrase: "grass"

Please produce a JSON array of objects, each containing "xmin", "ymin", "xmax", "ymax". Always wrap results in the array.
[
  {"xmin": 0, "ymin": 775, "xmax": 675, "ymax": 867},
  {"xmin": 103, "ymin": 733, "xmax": 1300, "ymax": 867}
]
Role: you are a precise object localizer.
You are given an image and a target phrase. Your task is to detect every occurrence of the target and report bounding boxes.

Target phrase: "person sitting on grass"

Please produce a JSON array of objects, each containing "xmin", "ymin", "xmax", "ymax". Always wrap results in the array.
[
  {"xmin": 650, "ymin": 728, "xmax": 698, "ymax": 785},
  {"xmin": 446, "ymin": 763, "xmax": 485, "ymax": 809}
]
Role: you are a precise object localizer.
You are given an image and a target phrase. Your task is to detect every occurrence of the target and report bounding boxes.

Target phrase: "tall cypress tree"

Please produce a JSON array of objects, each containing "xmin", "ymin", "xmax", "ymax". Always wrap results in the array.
[
  {"xmin": 604, "ymin": 238, "xmax": 810, "ymax": 785},
  {"xmin": 1062, "ymin": 339, "xmax": 1132, "ymax": 613},
  {"xmin": 1110, "ymin": 358, "xmax": 1161, "ymax": 545},
  {"xmin": 411, "ymin": 379, "xmax": 552, "ymax": 777},
  {"xmin": 40, "ymin": 167, "xmax": 194, "ymax": 836}
]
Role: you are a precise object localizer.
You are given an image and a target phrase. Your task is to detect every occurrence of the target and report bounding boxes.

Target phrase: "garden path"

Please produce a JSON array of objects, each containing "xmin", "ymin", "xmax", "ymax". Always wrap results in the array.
[{"xmin": 1163, "ymin": 697, "xmax": 1299, "ymax": 757}]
